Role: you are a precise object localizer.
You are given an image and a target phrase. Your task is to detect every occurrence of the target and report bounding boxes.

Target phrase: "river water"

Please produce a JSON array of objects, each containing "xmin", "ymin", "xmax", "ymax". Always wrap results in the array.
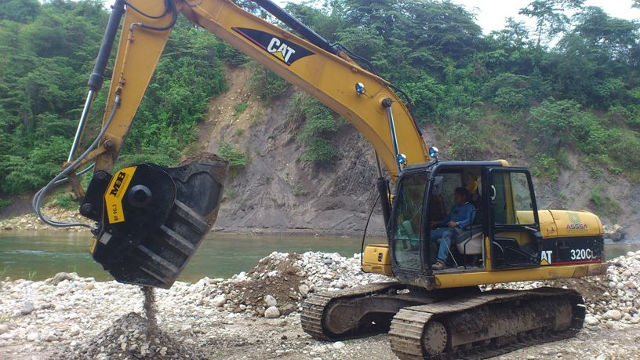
[{"xmin": 0, "ymin": 231, "xmax": 637, "ymax": 283}]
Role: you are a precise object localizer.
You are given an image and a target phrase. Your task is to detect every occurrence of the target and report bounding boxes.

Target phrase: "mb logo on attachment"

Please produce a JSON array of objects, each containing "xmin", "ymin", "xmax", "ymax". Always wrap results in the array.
[{"xmin": 233, "ymin": 27, "xmax": 314, "ymax": 66}]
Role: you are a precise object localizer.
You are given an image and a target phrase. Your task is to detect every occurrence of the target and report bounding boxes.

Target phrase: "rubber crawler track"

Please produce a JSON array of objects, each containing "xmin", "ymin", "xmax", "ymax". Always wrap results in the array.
[{"xmin": 388, "ymin": 287, "xmax": 585, "ymax": 360}]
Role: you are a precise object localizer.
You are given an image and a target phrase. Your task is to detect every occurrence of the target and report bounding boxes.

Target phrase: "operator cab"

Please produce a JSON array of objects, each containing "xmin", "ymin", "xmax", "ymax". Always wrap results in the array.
[{"xmin": 388, "ymin": 161, "xmax": 542, "ymax": 278}]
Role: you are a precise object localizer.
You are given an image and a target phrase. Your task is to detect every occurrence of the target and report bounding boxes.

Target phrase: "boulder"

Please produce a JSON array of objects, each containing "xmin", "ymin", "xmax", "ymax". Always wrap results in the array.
[
  {"xmin": 264, "ymin": 295, "xmax": 277, "ymax": 307},
  {"xmin": 264, "ymin": 306, "xmax": 280, "ymax": 318},
  {"xmin": 212, "ymin": 294, "xmax": 226, "ymax": 307},
  {"xmin": 603, "ymin": 224, "xmax": 625, "ymax": 242}
]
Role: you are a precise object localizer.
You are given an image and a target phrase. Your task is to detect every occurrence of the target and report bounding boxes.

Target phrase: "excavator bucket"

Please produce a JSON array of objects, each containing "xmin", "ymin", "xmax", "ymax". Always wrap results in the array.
[{"xmin": 81, "ymin": 154, "xmax": 228, "ymax": 288}]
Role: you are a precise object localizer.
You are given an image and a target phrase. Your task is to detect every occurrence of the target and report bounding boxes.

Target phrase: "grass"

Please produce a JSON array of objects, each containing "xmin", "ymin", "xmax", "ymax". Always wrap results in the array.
[
  {"xmin": 590, "ymin": 185, "xmax": 621, "ymax": 216},
  {"xmin": 291, "ymin": 183, "xmax": 309, "ymax": 196},
  {"xmin": 227, "ymin": 189, "xmax": 236, "ymax": 200},
  {"xmin": 218, "ymin": 142, "xmax": 249, "ymax": 168},
  {"xmin": 233, "ymin": 102, "xmax": 248, "ymax": 119},
  {"xmin": 0, "ymin": 197, "xmax": 11, "ymax": 211},
  {"xmin": 27, "ymin": 270, "xmax": 38, "ymax": 281},
  {"xmin": 54, "ymin": 193, "xmax": 77, "ymax": 210}
]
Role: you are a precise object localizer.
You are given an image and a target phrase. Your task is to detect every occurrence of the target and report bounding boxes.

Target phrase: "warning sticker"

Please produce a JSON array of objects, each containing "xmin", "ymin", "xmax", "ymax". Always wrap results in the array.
[{"xmin": 104, "ymin": 166, "xmax": 136, "ymax": 224}]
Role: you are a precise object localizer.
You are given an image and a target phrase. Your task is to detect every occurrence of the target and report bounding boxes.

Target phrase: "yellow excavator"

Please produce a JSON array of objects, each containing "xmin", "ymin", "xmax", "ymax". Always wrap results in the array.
[{"xmin": 33, "ymin": 0, "xmax": 607, "ymax": 358}]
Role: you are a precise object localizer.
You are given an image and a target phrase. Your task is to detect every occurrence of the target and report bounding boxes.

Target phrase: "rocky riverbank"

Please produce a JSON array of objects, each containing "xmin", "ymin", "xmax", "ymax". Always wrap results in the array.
[{"xmin": 0, "ymin": 251, "xmax": 639, "ymax": 359}]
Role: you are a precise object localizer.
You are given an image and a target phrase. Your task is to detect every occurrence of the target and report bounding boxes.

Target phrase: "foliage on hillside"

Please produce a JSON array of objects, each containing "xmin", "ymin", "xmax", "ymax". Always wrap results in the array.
[
  {"xmin": 0, "ymin": 0, "xmax": 639, "ymax": 206},
  {"xmin": 0, "ymin": 0, "xmax": 229, "ymax": 196},
  {"xmin": 283, "ymin": 0, "xmax": 640, "ymax": 179}
]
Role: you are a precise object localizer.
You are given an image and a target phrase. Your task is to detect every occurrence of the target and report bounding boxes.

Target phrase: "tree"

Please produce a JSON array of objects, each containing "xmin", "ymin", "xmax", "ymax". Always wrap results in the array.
[
  {"xmin": 0, "ymin": 0, "xmax": 40, "ymax": 23},
  {"xmin": 519, "ymin": 0, "xmax": 584, "ymax": 46}
]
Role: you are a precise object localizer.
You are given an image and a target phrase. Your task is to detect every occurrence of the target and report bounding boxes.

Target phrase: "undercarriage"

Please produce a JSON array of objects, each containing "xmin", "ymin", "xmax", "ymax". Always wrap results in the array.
[{"xmin": 301, "ymin": 283, "xmax": 585, "ymax": 359}]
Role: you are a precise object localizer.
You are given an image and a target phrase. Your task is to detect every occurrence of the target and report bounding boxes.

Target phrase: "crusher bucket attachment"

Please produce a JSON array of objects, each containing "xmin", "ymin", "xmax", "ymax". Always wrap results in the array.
[{"xmin": 80, "ymin": 154, "xmax": 228, "ymax": 288}]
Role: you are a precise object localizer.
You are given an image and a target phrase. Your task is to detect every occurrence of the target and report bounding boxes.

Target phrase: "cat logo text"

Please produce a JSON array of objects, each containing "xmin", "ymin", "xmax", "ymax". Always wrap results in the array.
[
  {"xmin": 267, "ymin": 37, "xmax": 296, "ymax": 64},
  {"xmin": 232, "ymin": 27, "xmax": 314, "ymax": 66}
]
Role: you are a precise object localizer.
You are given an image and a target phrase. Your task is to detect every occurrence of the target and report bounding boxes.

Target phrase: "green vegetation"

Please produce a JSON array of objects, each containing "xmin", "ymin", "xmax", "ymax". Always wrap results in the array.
[
  {"xmin": 218, "ymin": 141, "xmax": 248, "ymax": 168},
  {"xmin": 233, "ymin": 102, "xmax": 248, "ymax": 118},
  {"xmin": 0, "ymin": 1, "xmax": 229, "ymax": 197},
  {"xmin": 0, "ymin": 0, "xmax": 639, "ymax": 205},
  {"xmin": 283, "ymin": 0, "xmax": 640, "ymax": 180},
  {"xmin": 247, "ymin": 61, "xmax": 290, "ymax": 103},
  {"xmin": 288, "ymin": 93, "xmax": 339, "ymax": 162},
  {"xmin": 54, "ymin": 193, "xmax": 76, "ymax": 210},
  {"xmin": 590, "ymin": 185, "xmax": 622, "ymax": 216}
]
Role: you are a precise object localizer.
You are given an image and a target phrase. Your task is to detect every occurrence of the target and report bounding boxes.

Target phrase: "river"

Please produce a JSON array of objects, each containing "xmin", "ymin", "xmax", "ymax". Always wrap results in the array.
[{"xmin": 0, "ymin": 231, "xmax": 637, "ymax": 283}]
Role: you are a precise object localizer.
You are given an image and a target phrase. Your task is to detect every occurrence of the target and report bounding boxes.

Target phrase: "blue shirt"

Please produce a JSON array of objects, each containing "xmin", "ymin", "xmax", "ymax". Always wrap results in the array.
[{"xmin": 440, "ymin": 202, "xmax": 474, "ymax": 229}]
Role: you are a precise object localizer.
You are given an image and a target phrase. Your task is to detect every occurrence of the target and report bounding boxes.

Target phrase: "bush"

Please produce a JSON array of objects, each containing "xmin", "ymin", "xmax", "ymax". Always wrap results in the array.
[
  {"xmin": 531, "ymin": 153, "xmax": 559, "ymax": 181},
  {"xmin": 299, "ymin": 138, "xmax": 338, "ymax": 162},
  {"xmin": 233, "ymin": 102, "xmax": 248, "ymax": 118},
  {"xmin": 218, "ymin": 142, "xmax": 248, "ymax": 168},
  {"xmin": 590, "ymin": 185, "xmax": 621, "ymax": 216},
  {"xmin": 483, "ymin": 73, "xmax": 535, "ymax": 112},
  {"xmin": 441, "ymin": 122, "xmax": 483, "ymax": 160},
  {"xmin": 55, "ymin": 193, "xmax": 76, "ymax": 210},
  {"xmin": 289, "ymin": 93, "xmax": 339, "ymax": 162},
  {"xmin": 247, "ymin": 62, "xmax": 289, "ymax": 103}
]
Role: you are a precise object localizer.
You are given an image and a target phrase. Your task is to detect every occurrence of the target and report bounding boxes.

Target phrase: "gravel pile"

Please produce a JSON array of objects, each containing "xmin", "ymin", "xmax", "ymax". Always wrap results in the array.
[
  {"xmin": 485, "ymin": 250, "xmax": 640, "ymax": 327},
  {"xmin": 57, "ymin": 312, "xmax": 199, "ymax": 360},
  {"xmin": 208, "ymin": 252, "xmax": 388, "ymax": 318}
]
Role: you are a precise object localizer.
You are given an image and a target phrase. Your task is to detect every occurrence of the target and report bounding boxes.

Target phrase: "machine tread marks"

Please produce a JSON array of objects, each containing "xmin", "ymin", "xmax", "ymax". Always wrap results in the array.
[
  {"xmin": 301, "ymin": 282, "xmax": 400, "ymax": 340},
  {"xmin": 388, "ymin": 287, "xmax": 585, "ymax": 360}
]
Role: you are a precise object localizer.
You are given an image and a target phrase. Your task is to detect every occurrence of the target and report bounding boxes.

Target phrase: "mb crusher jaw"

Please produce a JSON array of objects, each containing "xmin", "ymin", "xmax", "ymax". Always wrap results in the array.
[{"xmin": 80, "ymin": 154, "xmax": 228, "ymax": 288}]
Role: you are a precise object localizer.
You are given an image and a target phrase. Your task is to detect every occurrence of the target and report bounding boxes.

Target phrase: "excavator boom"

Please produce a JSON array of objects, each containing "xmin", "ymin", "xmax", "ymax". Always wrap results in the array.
[{"xmin": 42, "ymin": 0, "xmax": 430, "ymax": 288}]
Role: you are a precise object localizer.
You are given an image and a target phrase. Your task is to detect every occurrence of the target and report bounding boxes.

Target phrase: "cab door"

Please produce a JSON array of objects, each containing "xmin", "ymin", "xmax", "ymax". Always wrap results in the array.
[{"xmin": 486, "ymin": 168, "xmax": 541, "ymax": 269}]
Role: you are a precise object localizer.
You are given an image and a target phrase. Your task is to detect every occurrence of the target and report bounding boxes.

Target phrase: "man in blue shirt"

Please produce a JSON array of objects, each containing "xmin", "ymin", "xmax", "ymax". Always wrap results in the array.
[{"xmin": 430, "ymin": 187, "xmax": 474, "ymax": 270}]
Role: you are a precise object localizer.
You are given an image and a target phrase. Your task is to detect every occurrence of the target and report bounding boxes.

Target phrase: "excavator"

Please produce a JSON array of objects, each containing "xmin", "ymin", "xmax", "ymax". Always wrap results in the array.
[{"xmin": 33, "ymin": 0, "xmax": 608, "ymax": 358}]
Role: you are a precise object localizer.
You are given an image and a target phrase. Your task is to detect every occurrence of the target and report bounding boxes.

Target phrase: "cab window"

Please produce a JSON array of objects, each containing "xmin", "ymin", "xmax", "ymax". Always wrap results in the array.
[
  {"xmin": 391, "ymin": 172, "xmax": 427, "ymax": 271},
  {"xmin": 489, "ymin": 169, "xmax": 539, "ymax": 269},
  {"xmin": 491, "ymin": 171, "xmax": 535, "ymax": 226}
]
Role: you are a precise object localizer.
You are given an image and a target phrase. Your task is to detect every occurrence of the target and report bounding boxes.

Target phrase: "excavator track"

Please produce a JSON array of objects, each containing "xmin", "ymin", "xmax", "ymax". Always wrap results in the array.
[
  {"xmin": 389, "ymin": 287, "xmax": 585, "ymax": 360},
  {"xmin": 301, "ymin": 282, "xmax": 402, "ymax": 340},
  {"xmin": 301, "ymin": 282, "xmax": 483, "ymax": 341}
]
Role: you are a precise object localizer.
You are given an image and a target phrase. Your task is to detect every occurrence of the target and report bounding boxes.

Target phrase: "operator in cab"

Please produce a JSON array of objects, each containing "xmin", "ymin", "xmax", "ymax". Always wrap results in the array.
[{"xmin": 430, "ymin": 187, "xmax": 474, "ymax": 270}]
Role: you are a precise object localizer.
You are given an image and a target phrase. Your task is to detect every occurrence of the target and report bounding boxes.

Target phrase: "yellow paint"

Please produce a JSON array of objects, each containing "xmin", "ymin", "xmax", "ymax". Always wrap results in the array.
[
  {"xmin": 433, "ymin": 263, "xmax": 607, "ymax": 289},
  {"xmin": 89, "ymin": 237, "xmax": 97, "ymax": 255},
  {"xmin": 95, "ymin": 0, "xmax": 174, "ymax": 172},
  {"xmin": 104, "ymin": 166, "xmax": 137, "ymax": 224},
  {"xmin": 548, "ymin": 210, "xmax": 603, "ymax": 237},
  {"xmin": 362, "ymin": 244, "xmax": 393, "ymax": 276}
]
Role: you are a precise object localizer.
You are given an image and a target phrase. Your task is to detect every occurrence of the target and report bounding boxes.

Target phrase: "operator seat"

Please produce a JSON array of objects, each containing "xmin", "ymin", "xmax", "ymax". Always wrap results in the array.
[{"xmin": 455, "ymin": 201, "xmax": 484, "ymax": 256}]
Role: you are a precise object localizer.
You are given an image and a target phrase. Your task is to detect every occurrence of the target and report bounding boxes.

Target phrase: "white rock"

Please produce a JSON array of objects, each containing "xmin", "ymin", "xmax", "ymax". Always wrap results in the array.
[
  {"xmin": 212, "ymin": 294, "xmax": 226, "ymax": 307},
  {"xmin": 264, "ymin": 306, "xmax": 280, "ymax": 318},
  {"xmin": 0, "ymin": 324, "xmax": 9, "ymax": 335},
  {"xmin": 264, "ymin": 295, "xmax": 277, "ymax": 307},
  {"xmin": 603, "ymin": 309, "xmax": 622, "ymax": 321},
  {"xmin": 26, "ymin": 332, "xmax": 39, "ymax": 341},
  {"xmin": 21, "ymin": 301, "xmax": 35, "ymax": 315},
  {"xmin": 584, "ymin": 314, "xmax": 599, "ymax": 326},
  {"xmin": 332, "ymin": 341, "xmax": 346, "ymax": 349},
  {"xmin": 298, "ymin": 284, "xmax": 310, "ymax": 296}
]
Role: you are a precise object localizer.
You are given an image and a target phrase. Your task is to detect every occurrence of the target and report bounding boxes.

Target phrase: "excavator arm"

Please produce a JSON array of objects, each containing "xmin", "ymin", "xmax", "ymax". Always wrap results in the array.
[
  {"xmin": 38, "ymin": 0, "xmax": 431, "ymax": 288},
  {"xmin": 96, "ymin": 0, "xmax": 429, "ymax": 177}
]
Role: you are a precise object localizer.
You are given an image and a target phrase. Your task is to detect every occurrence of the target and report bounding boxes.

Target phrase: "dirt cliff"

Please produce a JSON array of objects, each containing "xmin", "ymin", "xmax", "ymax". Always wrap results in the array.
[
  {"xmin": 198, "ymin": 66, "xmax": 640, "ymax": 240},
  {"xmin": 198, "ymin": 66, "xmax": 385, "ymax": 235}
]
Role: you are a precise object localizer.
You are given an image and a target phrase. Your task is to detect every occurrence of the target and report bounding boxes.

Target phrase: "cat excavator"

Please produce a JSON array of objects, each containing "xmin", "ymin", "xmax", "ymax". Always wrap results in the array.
[{"xmin": 35, "ymin": 0, "xmax": 608, "ymax": 358}]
